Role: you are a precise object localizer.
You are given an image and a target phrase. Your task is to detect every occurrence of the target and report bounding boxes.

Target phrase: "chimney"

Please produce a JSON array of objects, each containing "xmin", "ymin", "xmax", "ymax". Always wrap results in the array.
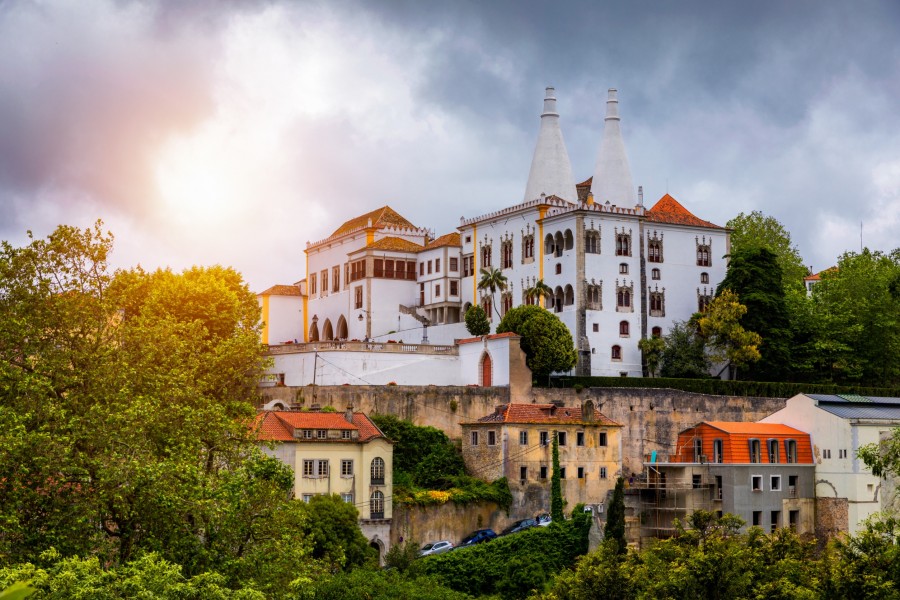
[
  {"xmin": 345, "ymin": 405, "xmax": 354, "ymax": 423},
  {"xmin": 582, "ymin": 400, "xmax": 595, "ymax": 422}
]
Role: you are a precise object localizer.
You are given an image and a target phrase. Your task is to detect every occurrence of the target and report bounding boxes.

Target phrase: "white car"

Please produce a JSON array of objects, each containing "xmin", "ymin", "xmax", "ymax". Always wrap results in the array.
[{"xmin": 419, "ymin": 540, "xmax": 454, "ymax": 557}]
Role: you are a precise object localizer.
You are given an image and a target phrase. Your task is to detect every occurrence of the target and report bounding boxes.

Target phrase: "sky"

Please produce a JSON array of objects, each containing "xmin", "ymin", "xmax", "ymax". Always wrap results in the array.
[{"xmin": 1, "ymin": 0, "xmax": 899, "ymax": 293}]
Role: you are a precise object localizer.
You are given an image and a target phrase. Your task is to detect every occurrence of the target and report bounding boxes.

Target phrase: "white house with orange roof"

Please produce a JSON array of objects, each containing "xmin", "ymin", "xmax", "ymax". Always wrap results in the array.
[
  {"xmin": 258, "ymin": 283, "xmax": 304, "ymax": 346},
  {"xmin": 255, "ymin": 407, "xmax": 394, "ymax": 560},
  {"xmin": 259, "ymin": 87, "xmax": 730, "ymax": 380}
]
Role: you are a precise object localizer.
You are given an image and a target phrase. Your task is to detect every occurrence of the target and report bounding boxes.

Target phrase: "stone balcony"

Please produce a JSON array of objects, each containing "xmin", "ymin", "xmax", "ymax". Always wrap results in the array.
[{"xmin": 266, "ymin": 340, "xmax": 458, "ymax": 355}]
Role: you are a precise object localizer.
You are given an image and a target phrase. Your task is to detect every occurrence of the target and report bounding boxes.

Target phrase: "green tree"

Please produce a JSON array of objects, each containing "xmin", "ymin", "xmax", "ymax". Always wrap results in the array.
[
  {"xmin": 464, "ymin": 304, "xmax": 490, "ymax": 336},
  {"xmin": 638, "ymin": 336, "xmax": 665, "ymax": 377},
  {"xmin": 659, "ymin": 320, "xmax": 710, "ymax": 379},
  {"xmin": 604, "ymin": 477, "xmax": 626, "ymax": 554},
  {"xmin": 301, "ymin": 495, "xmax": 375, "ymax": 570},
  {"xmin": 477, "ymin": 267, "xmax": 508, "ymax": 319},
  {"xmin": 727, "ymin": 211, "xmax": 807, "ymax": 293},
  {"xmin": 717, "ymin": 247, "xmax": 792, "ymax": 380},
  {"xmin": 698, "ymin": 290, "xmax": 762, "ymax": 379},
  {"xmin": 496, "ymin": 305, "xmax": 576, "ymax": 377},
  {"xmin": 551, "ymin": 431, "xmax": 564, "ymax": 522},
  {"xmin": 524, "ymin": 278, "xmax": 553, "ymax": 307}
]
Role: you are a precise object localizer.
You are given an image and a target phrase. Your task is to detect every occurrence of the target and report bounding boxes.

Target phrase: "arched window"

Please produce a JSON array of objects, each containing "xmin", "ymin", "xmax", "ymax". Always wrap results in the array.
[
  {"xmin": 697, "ymin": 244, "xmax": 711, "ymax": 267},
  {"xmin": 768, "ymin": 439, "xmax": 780, "ymax": 463},
  {"xmin": 482, "ymin": 296, "xmax": 493, "ymax": 321},
  {"xmin": 370, "ymin": 490, "xmax": 385, "ymax": 519},
  {"xmin": 554, "ymin": 232, "xmax": 564, "ymax": 257},
  {"xmin": 480, "ymin": 352, "xmax": 493, "ymax": 386},
  {"xmin": 370, "ymin": 457, "xmax": 385, "ymax": 484},
  {"xmin": 564, "ymin": 285, "xmax": 574, "ymax": 306},
  {"xmin": 544, "ymin": 234, "xmax": 554, "ymax": 256},
  {"xmin": 522, "ymin": 234, "xmax": 535, "ymax": 262},
  {"xmin": 611, "ymin": 345, "xmax": 622, "ymax": 360},
  {"xmin": 619, "ymin": 263, "xmax": 629, "ymax": 274},
  {"xmin": 481, "ymin": 244, "xmax": 493, "ymax": 267},
  {"xmin": 501, "ymin": 292, "xmax": 513, "ymax": 316},
  {"xmin": 501, "ymin": 240, "xmax": 513, "ymax": 269},
  {"xmin": 701, "ymin": 272, "xmax": 709, "ymax": 284},
  {"xmin": 587, "ymin": 284, "xmax": 601, "ymax": 310},
  {"xmin": 616, "ymin": 233, "xmax": 631, "ymax": 256},
  {"xmin": 651, "ymin": 326, "xmax": 662, "ymax": 338},
  {"xmin": 649, "ymin": 291, "xmax": 665, "ymax": 317},
  {"xmin": 554, "ymin": 287, "xmax": 564, "ymax": 313},
  {"xmin": 322, "ymin": 319, "xmax": 334, "ymax": 341},
  {"xmin": 698, "ymin": 293, "xmax": 712, "ymax": 312},
  {"xmin": 309, "ymin": 320, "xmax": 320, "ymax": 342},
  {"xmin": 648, "ymin": 239, "xmax": 663, "ymax": 263},
  {"xmin": 585, "ymin": 231, "xmax": 600, "ymax": 254},
  {"xmin": 619, "ymin": 321, "xmax": 629, "ymax": 336},
  {"xmin": 651, "ymin": 268, "xmax": 661, "ymax": 280},
  {"xmin": 617, "ymin": 288, "xmax": 631, "ymax": 310},
  {"xmin": 564, "ymin": 229, "xmax": 574, "ymax": 250},
  {"xmin": 713, "ymin": 439, "xmax": 724, "ymax": 463},
  {"xmin": 785, "ymin": 439, "xmax": 797, "ymax": 463}
]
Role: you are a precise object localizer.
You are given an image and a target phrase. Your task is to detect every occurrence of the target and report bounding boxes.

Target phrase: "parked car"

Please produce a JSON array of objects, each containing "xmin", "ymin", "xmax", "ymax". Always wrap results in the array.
[
  {"xmin": 418, "ymin": 541, "xmax": 454, "ymax": 557},
  {"xmin": 536, "ymin": 513, "xmax": 552, "ymax": 527},
  {"xmin": 500, "ymin": 518, "xmax": 538, "ymax": 536},
  {"xmin": 460, "ymin": 528, "xmax": 497, "ymax": 546}
]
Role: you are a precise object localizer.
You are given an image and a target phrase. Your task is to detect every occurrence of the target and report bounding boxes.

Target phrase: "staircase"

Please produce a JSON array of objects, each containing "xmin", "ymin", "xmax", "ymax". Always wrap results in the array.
[{"xmin": 399, "ymin": 304, "xmax": 430, "ymax": 325}]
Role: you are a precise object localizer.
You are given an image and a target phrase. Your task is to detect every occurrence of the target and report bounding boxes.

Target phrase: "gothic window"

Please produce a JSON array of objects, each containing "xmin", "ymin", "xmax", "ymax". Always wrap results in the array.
[
  {"xmin": 616, "ymin": 233, "xmax": 631, "ymax": 256},
  {"xmin": 482, "ymin": 296, "xmax": 493, "ymax": 321},
  {"xmin": 332, "ymin": 266, "xmax": 340, "ymax": 292},
  {"xmin": 585, "ymin": 230, "xmax": 600, "ymax": 254},
  {"xmin": 697, "ymin": 243, "xmax": 711, "ymax": 267},
  {"xmin": 619, "ymin": 321, "xmax": 630, "ymax": 336},
  {"xmin": 481, "ymin": 243, "xmax": 492, "ymax": 267},
  {"xmin": 648, "ymin": 239, "xmax": 663, "ymax": 263},
  {"xmin": 320, "ymin": 270, "xmax": 328, "ymax": 296},
  {"xmin": 501, "ymin": 292, "xmax": 513, "ymax": 316},
  {"xmin": 649, "ymin": 289, "xmax": 665, "ymax": 317},
  {"xmin": 310, "ymin": 273, "xmax": 317, "ymax": 295},
  {"xmin": 616, "ymin": 285, "xmax": 633, "ymax": 312},
  {"xmin": 501, "ymin": 240, "xmax": 513, "ymax": 269},
  {"xmin": 522, "ymin": 234, "xmax": 535, "ymax": 262},
  {"xmin": 701, "ymin": 272, "xmax": 709, "ymax": 284},
  {"xmin": 587, "ymin": 284, "xmax": 602, "ymax": 310},
  {"xmin": 651, "ymin": 268, "xmax": 661, "ymax": 280},
  {"xmin": 611, "ymin": 345, "xmax": 622, "ymax": 360},
  {"xmin": 698, "ymin": 291, "xmax": 712, "ymax": 312}
]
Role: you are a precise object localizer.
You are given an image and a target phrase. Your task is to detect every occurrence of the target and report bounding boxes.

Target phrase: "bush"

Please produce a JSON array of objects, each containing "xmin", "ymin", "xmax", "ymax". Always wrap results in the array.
[
  {"xmin": 497, "ymin": 306, "xmax": 576, "ymax": 376},
  {"xmin": 464, "ymin": 305, "xmax": 490, "ymax": 336}
]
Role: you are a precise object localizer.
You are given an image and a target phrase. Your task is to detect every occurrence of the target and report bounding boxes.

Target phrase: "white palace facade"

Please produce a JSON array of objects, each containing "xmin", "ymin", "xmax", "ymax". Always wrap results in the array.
[{"xmin": 259, "ymin": 88, "xmax": 729, "ymax": 381}]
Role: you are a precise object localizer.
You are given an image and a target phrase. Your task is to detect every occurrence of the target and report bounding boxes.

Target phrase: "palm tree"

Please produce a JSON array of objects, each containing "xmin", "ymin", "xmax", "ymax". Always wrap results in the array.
[
  {"xmin": 478, "ymin": 267, "xmax": 508, "ymax": 319},
  {"xmin": 524, "ymin": 278, "xmax": 553, "ymax": 308}
]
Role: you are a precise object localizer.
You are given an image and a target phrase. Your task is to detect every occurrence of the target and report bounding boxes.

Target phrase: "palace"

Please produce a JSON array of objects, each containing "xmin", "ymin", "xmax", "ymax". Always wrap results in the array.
[{"xmin": 260, "ymin": 88, "xmax": 729, "ymax": 378}]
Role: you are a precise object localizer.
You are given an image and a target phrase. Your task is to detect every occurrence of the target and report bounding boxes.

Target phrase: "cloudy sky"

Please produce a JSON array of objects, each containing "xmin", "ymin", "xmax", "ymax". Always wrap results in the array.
[{"xmin": 2, "ymin": 0, "xmax": 898, "ymax": 292}]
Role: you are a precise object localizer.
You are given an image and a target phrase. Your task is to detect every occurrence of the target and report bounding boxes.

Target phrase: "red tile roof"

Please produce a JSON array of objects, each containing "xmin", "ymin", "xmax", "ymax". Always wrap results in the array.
[
  {"xmin": 258, "ymin": 284, "xmax": 302, "ymax": 296},
  {"xmin": 702, "ymin": 421, "xmax": 808, "ymax": 436},
  {"xmin": 804, "ymin": 267, "xmax": 836, "ymax": 282},
  {"xmin": 331, "ymin": 206, "xmax": 417, "ymax": 237},
  {"xmin": 424, "ymin": 232, "xmax": 461, "ymax": 249},
  {"xmin": 253, "ymin": 411, "xmax": 385, "ymax": 442},
  {"xmin": 457, "ymin": 332, "xmax": 519, "ymax": 345},
  {"xmin": 645, "ymin": 194, "xmax": 724, "ymax": 229},
  {"xmin": 468, "ymin": 403, "xmax": 620, "ymax": 427},
  {"xmin": 364, "ymin": 236, "xmax": 425, "ymax": 253},
  {"xmin": 668, "ymin": 421, "xmax": 814, "ymax": 464}
]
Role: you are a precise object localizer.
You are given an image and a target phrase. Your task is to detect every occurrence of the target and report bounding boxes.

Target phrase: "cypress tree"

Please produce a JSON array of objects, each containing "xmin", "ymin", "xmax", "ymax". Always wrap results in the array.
[
  {"xmin": 551, "ymin": 430, "xmax": 564, "ymax": 522},
  {"xmin": 604, "ymin": 476, "xmax": 627, "ymax": 553}
]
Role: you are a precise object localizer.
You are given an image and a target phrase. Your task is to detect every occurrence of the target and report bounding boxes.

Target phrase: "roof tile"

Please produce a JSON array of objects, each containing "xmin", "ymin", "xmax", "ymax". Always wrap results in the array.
[
  {"xmin": 331, "ymin": 206, "xmax": 417, "ymax": 237},
  {"xmin": 258, "ymin": 284, "xmax": 302, "ymax": 297},
  {"xmin": 253, "ymin": 411, "xmax": 385, "ymax": 442},
  {"xmin": 646, "ymin": 194, "xmax": 724, "ymax": 229},
  {"xmin": 466, "ymin": 403, "xmax": 620, "ymax": 426}
]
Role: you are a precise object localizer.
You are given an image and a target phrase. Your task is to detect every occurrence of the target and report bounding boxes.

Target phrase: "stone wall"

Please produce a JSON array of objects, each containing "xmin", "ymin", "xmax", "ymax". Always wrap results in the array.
[
  {"xmin": 391, "ymin": 501, "xmax": 513, "ymax": 547},
  {"xmin": 815, "ymin": 497, "xmax": 849, "ymax": 545}
]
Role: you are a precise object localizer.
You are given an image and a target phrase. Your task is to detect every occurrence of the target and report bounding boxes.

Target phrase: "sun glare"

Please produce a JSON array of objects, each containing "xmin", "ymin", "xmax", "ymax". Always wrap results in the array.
[{"xmin": 154, "ymin": 133, "xmax": 235, "ymax": 224}]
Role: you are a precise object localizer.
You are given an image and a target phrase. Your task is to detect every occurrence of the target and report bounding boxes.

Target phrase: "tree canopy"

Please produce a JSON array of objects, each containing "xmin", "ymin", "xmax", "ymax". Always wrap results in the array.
[
  {"xmin": 727, "ymin": 211, "xmax": 807, "ymax": 293},
  {"xmin": 496, "ymin": 305, "xmax": 576, "ymax": 377},
  {"xmin": 464, "ymin": 304, "xmax": 490, "ymax": 336}
]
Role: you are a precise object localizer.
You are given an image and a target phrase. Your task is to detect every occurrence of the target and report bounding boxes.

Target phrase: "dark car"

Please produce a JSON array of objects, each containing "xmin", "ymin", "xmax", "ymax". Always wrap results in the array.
[
  {"xmin": 460, "ymin": 528, "xmax": 497, "ymax": 546},
  {"xmin": 500, "ymin": 518, "xmax": 538, "ymax": 536}
]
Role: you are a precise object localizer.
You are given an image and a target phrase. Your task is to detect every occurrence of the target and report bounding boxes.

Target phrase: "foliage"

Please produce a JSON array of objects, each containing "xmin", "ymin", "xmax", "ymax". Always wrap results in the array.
[
  {"xmin": 524, "ymin": 278, "xmax": 554, "ymax": 306},
  {"xmin": 697, "ymin": 289, "xmax": 762, "ymax": 375},
  {"xmin": 821, "ymin": 527, "xmax": 900, "ymax": 598},
  {"xmin": 382, "ymin": 540, "xmax": 422, "ymax": 575},
  {"xmin": 551, "ymin": 431, "xmax": 565, "ymax": 522},
  {"xmin": 726, "ymin": 211, "xmax": 807, "ymax": 293},
  {"xmin": 717, "ymin": 247, "xmax": 791, "ymax": 380},
  {"xmin": 0, "ymin": 582, "xmax": 35, "ymax": 600},
  {"xmin": 300, "ymin": 495, "xmax": 375, "ymax": 571},
  {"xmin": 307, "ymin": 569, "xmax": 473, "ymax": 600},
  {"xmin": 497, "ymin": 305, "xmax": 577, "ymax": 376},
  {"xmin": 604, "ymin": 477, "xmax": 626, "ymax": 554},
  {"xmin": 419, "ymin": 517, "xmax": 592, "ymax": 597},
  {"xmin": 637, "ymin": 337, "xmax": 665, "ymax": 377},
  {"xmin": 464, "ymin": 304, "xmax": 491, "ymax": 336},
  {"xmin": 477, "ymin": 267, "xmax": 508, "ymax": 319},
  {"xmin": 658, "ymin": 320, "xmax": 710, "ymax": 379}
]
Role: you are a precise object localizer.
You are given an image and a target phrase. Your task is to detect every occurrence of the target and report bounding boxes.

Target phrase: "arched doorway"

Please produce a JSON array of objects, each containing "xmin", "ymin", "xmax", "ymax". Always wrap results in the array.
[
  {"xmin": 480, "ymin": 352, "xmax": 493, "ymax": 387},
  {"xmin": 323, "ymin": 319, "xmax": 334, "ymax": 341},
  {"xmin": 336, "ymin": 315, "xmax": 348, "ymax": 340},
  {"xmin": 370, "ymin": 538, "xmax": 385, "ymax": 566}
]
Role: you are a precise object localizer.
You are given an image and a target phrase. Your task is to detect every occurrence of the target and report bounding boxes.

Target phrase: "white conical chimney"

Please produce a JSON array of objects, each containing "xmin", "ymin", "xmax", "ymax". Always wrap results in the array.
[
  {"xmin": 590, "ymin": 89, "xmax": 637, "ymax": 205},
  {"xmin": 523, "ymin": 87, "xmax": 577, "ymax": 203}
]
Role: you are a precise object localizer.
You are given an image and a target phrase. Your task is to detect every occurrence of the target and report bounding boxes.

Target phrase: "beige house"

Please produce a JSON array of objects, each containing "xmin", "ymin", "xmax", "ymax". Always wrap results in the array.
[
  {"xmin": 255, "ymin": 407, "xmax": 393, "ymax": 558},
  {"xmin": 461, "ymin": 402, "xmax": 623, "ymax": 518}
]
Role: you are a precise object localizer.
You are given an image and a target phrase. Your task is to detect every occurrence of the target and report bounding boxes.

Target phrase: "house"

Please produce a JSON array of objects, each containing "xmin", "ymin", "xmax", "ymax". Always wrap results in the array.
[
  {"xmin": 761, "ymin": 393, "xmax": 900, "ymax": 535},
  {"xmin": 259, "ymin": 87, "xmax": 730, "ymax": 380},
  {"xmin": 461, "ymin": 401, "xmax": 623, "ymax": 517},
  {"xmin": 255, "ymin": 407, "xmax": 394, "ymax": 559},
  {"xmin": 635, "ymin": 421, "xmax": 816, "ymax": 541},
  {"xmin": 258, "ymin": 283, "xmax": 304, "ymax": 346}
]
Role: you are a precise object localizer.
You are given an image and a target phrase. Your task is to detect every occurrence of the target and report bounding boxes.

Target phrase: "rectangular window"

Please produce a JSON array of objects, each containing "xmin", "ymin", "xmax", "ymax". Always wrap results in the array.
[
  {"xmin": 302, "ymin": 494, "xmax": 314, "ymax": 503},
  {"xmin": 577, "ymin": 467, "xmax": 585, "ymax": 479},
  {"xmin": 771, "ymin": 511, "xmax": 780, "ymax": 533},
  {"xmin": 435, "ymin": 284, "xmax": 441, "ymax": 297},
  {"xmin": 577, "ymin": 431, "xmax": 585, "ymax": 447},
  {"xmin": 303, "ymin": 429, "xmax": 313, "ymax": 439},
  {"xmin": 341, "ymin": 493, "xmax": 353, "ymax": 503},
  {"xmin": 749, "ymin": 439, "xmax": 761, "ymax": 463},
  {"xmin": 321, "ymin": 270, "xmax": 328, "ymax": 295},
  {"xmin": 302, "ymin": 459, "xmax": 314, "ymax": 478},
  {"xmin": 427, "ymin": 260, "xmax": 432, "ymax": 274},
  {"xmin": 342, "ymin": 430, "xmax": 352, "ymax": 440},
  {"xmin": 540, "ymin": 466, "xmax": 548, "ymax": 479},
  {"xmin": 715, "ymin": 475, "xmax": 723, "ymax": 500},
  {"xmin": 332, "ymin": 265, "xmax": 340, "ymax": 292},
  {"xmin": 600, "ymin": 467, "xmax": 607, "ymax": 479},
  {"xmin": 341, "ymin": 459, "xmax": 353, "ymax": 477},
  {"xmin": 420, "ymin": 262, "xmax": 424, "ymax": 276},
  {"xmin": 450, "ymin": 257, "xmax": 458, "ymax": 272},
  {"xmin": 752, "ymin": 475, "xmax": 762, "ymax": 491},
  {"xmin": 713, "ymin": 439, "xmax": 724, "ymax": 463},
  {"xmin": 436, "ymin": 258, "xmax": 441, "ymax": 273},
  {"xmin": 752, "ymin": 511, "xmax": 761, "ymax": 526},
  {"xmin": 317, "ymin": 460, "xmax": 328, "ymax": 477},
  {"xmin": 789, "ymin": 510, "xmax": 799, "ymax": 531},
  {"xmin": 310, "ymin": 273, "xmax": 317, "ymax": 295},
  {"xmin": 540, "ymin": 431, "xmax": 549, "ymax": 446},
  {"xmin": 471, "ymin": 431, "xmax": 479, "ymax": 446},
  {"xmin": 450, "ymin": 280, "xmax": 459, "ymax": 296},
  {"xmin": 599, "ymin": 432, "xmax": 608, "ymax": 447},
  {"xmin": 692, "ymin": 474, "xmax": 702, "ymax": 489},
  {"xmin": 560, "ymin": 467, "xmax": 566, "ymax": 479},
  {"xmin": 354, "ymin": 286, "xmax": 363, "ymax": 309},
  {"xmin": 519, "ymin": 431, "xmax": 528, "ymax": 445},
  {"xmin": 317, "ymin": 429, "xmax": 327, "ymax": 440},
  {"xmin": 558, "ymin": 432, "xmax": 567, "ymax": 446},
  {"xmin": 407, "ymin": 261, "xmax": 416, "ymax": 280},
  {"xmin": 593, "ymin": 323, "xmax": 599, "ymax": 332},
  {"xmin": 520, "ymin": 466, "xmax": 527, "ymax": 482},
  {"xmin": 487, "ymin": 430, "xmax": 497, "ymax": 446},
  {"xmin": 771, "ymin": 475, "xmax": 782, "ymax": 491}
]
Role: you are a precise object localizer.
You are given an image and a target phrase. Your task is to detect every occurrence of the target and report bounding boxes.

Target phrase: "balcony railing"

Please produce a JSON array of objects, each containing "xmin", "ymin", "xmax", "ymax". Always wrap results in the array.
[
  {"xmin": 267, "ymin": 341, "xmax": 457, "ymax": 355},
  {"xmin": 371, "ymin": 477, "xmax": 385, "ymax": 486},
  {"xmin": 370, "ymin": 511, "xmax": 384, "ymax": 519}
]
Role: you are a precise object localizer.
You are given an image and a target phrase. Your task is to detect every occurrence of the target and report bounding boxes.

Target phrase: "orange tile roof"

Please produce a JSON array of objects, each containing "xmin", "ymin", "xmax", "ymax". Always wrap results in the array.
[
  {"xmin": 468, "ymin": 403, "xmax": 620, "ymax": 427},
  {"xmin": 253, "ymin": 411, "xmax": 385, "ymax": 442},
  {"xmin": 457, "ymin": 332, "xmax": 519, "ymax": 345},
  {"xmin": 702, "ymin": 421, "xmax": 809, "ymax": 436},
  {"xmin": 425, "ymin": 232, "xmax": 461, "ymax": 250},
  {"xmin": 331, "ymin": 206, "xmax": 417, "ymax": 237},
  {"xmin": 258, "ymin": 284, "xmax": 302, "ymax": 296},
  {"xmin": 804, "ymin": 267, "xmax": 836, "ymax": 282},
  {"xmin": 365, "ymin": 236, "xmax": 425, "ymax": 253},
  {"xmin": 645, "ymin": 194, "xmax": 724, "ymax": 229},
  {"xmin": 576, "ymin": 176, "xmax": 593, "ymax": 189}
]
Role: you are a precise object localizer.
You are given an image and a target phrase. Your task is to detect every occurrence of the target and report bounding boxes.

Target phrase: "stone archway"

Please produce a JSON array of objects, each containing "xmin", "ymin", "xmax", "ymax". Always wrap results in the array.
[
  {"xmin": 336, "ymin": 315, "xmax": 348, "ymax": 340},
  {"xmin": 322, "ymin": 319, "xmax": 334, "ymax": 341},
  {"xmin": 369, "ymin": 537, "xmax": 385, "ymax": 566},
  {"xmin": 480, "ymin": 352, "xmax": 493, "ymax": 387},
  {"xmin": 309, "ymin": 320, "xmax": 319, "ymax": 342}
]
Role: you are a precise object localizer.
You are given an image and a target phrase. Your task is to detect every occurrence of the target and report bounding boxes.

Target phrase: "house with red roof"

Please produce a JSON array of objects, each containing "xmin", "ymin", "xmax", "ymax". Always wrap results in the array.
[
  {"xmin": 635, "ymin": 421, "xmax": 816, "ymax": 541},
  {"xmin": 255, "ymin": 407, "xmax": 394, "ymax": 560},
  {"xmin": 461, "ymin": 401, "xmax": 623, "ymax": 518}
]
